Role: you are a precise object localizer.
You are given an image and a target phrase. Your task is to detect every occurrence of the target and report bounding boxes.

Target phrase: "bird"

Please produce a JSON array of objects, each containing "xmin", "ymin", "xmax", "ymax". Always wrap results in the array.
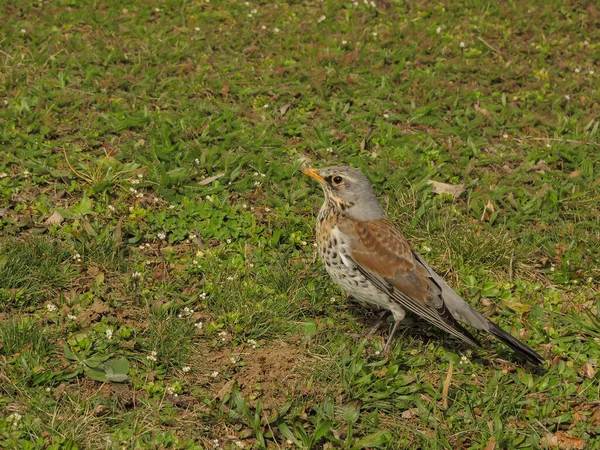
[{"xmin": 300, "ymin": 166, "xmax": 544, "ymax": 366}]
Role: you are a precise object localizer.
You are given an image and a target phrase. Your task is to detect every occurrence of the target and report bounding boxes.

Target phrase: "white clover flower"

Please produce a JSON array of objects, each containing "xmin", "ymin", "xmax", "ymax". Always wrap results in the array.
[
  {"xmin": 574, "ymin": 68, "xmax": 581, "ymax": 73},
  {"xmin": 317, "ymin": 15, "xmax": 326, "ymax": 23},
  {"xmin": 46, "ymin": 303, "xmax": 57, "ymax": 312},
  {"xmin": 182, "ymin": 366, "xmax": 191, "ymax": 373},
  {"xmin": 194, "ymin": 322, "xmax": 203, "ymax": 329},
  {"xmin": 199, "ymin": 292, "xmax": 208, "ymax": 299},
  {"xmin": 234, "ymin": 441, "xmax": 244, "ymax": 448},
  {"xmin": 146, "ymin": 350, "xmax": 158, "ymax": 362},
  {"xmin": 157, "ymin": 232, "xmax": 166, "ymax": 240},
  {"xmin": 227, "ymin": 276, "xmax": 234, "ymax": 281},
  {"xmin": 342, "ymin": 40, "xmax": 348, "ymax": 45},
  {"xmin": 273, "ymin": 27, "xmax": 280, "ymax": 33},
  {"xmin": 107, "ymin": 205, "xmax": 115, "ymax": 211},
  {"xmin": 226, "ymin": 238, "xmax": 232, "ymax": 244},
  {"xmin": 326, "ymin": 147, "xmax": 333, "ymax": 153},
  {"xmin": 194, "ymin": 27, "xmax": 200, "ymax": 31},
  {"xmin": 503, "ymin": 133, "xmax": 508, "ymax": 139},
  {"xmin": 166, "ymin": 386, "xmax": 174, "ymax": 395},
  {"xmin": 131, "ymin": 179, "xmax": 140, "ymax": 185},
  {"xmin": 372, "ymin": 32, "xmax": 378, "ymax": 37},
  {"xmin": 188, "ymin": 233, "xmax": 197, "ymax": 240},
  {"xmin": 67, "ymin": 314, "xmax": 77, "ymax": 320},
  {"xmin": 105, "ymin": 328, "xmax": 113, "ymax": 340},
  {"xmin": 242, "ymin": 204, "xmax": 248, "ymax": 209},
  {"xmin": 265, "ymin": 207, "xmax": 271, "ymax": 212},
  {"xmin": 459, "ymin": 41, "xmax": 465, "ymax": 48},
  {"xmin": 383, "ymin": 113, "xmax": 389, "ymax": 119},
  {"xmin": 436, "ymin": 26, "xmax": 442, "ymax": 34},
  {"xmin": 169, "ymin": 204, "xmax": 176, "ymax": 209},
  {"xmin": 8, "ymin": 413, "xmax": 22, "ymax": 427},
  {"xmin": 0, "ymin": 172, "xmax": 8, "ymax": 179},
  {"xmin": 564, "ymin": 94, "xmax": 571, "ymax": 100},
  {"xmin": 213, "ymin": 439, "xmax": 220, "ymax": 448},
  {"xmin": 254, "ymin": 181, "xmax": 261, "ymax": 186},
  {"xmin": 20, "ymin": 29, "xmax": 26, "ymax": 33},
  {"xmin": 211, "ymin": 371, "xmax": 219, "ymax": 378},
  {"xmin": 247, "ymin": 339, "xmax": 257, "ymax": 349},
  {"xmin": 261, "ymin": 25, "xmax": 266, "ymax": 30},
  {"xmin": 132, "ymin": 271, "xmax": 142, "ymax": 280},
  {"xmin": 460, "ymin": 355, "xmax": 470, "ymax": 365}
]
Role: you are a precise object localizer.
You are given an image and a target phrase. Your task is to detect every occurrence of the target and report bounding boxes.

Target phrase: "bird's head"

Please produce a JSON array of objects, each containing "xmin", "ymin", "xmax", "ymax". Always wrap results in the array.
[{"xmin": 300, "ymin": 166, "xmax": 386, "ymax": 220}]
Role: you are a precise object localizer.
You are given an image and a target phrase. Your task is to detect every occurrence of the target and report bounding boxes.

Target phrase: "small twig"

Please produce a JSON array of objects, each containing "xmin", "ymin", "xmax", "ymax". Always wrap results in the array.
[
  {"xmin": 517, "ymin": 136, "xmax": 600, "ymax": 148},
  {"xmin": 477, "ymin": 36, "xmax": 505, "ymax": 60},
  {"xmin": 441, "ymin": 361, "xmax": 453, "ymax": 409}
]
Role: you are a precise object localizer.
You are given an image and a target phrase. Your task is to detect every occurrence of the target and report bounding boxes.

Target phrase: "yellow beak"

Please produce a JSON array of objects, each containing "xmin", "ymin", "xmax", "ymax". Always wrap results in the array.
[{"xmin": 300, "ymin": 167, "xmax": 325, "ymax": 183}]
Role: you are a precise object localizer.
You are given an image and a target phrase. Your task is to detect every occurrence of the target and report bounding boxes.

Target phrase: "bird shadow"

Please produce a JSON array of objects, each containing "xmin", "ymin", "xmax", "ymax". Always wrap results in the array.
[{"xmin": 344, "ymin": 302, "xmax": 544, "ymax": 372}]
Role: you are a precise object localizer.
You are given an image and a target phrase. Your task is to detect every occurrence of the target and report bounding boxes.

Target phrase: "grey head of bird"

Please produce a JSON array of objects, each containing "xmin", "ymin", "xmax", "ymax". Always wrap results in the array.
[{"xmin": 300, "ymin": 166, "xmax": 386, "ymax": 221}]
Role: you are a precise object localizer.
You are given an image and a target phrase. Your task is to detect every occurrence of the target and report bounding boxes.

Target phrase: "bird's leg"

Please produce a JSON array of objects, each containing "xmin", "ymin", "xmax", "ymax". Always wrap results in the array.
[
  {"xmin": 365, "ymin": 310, "xmax": 391, "ymax": 338},
  {"xmin": 383, "ymin": 318, "xmax": 403, "ymax": 355},
  {"xmin": 383, "ymin": 308, "xmax": 406, "ymax": 356}
]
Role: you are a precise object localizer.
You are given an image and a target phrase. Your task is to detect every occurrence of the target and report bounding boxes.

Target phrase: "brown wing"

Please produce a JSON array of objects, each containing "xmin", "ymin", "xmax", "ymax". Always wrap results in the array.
[{"xmin": 338, "ymin": 218, "xmax": 480, "ymax": 347}]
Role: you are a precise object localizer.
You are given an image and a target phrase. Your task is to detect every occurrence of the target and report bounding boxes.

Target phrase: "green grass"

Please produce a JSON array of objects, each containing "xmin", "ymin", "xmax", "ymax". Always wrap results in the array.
[{"xmin": 1, "ymin": 0, "xmax": 599, "ymax": 448}]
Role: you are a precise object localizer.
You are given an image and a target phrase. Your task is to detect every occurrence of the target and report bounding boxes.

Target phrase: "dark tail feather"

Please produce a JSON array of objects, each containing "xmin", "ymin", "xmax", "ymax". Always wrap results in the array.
[{"xmin": 489, "ymin": 323, "xmax": 544, "ymax": 367}]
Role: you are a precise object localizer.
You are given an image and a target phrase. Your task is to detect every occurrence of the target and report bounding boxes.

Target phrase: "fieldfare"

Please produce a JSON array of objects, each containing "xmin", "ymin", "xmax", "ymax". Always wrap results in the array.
[{"xmin": 301, "ymin": 166, "xmax": 543, "ymax": 366}]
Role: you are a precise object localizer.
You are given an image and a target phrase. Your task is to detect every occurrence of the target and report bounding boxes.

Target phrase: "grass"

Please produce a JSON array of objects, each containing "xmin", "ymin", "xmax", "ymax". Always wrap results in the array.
[{"xmin": 1, "ymin": 0, "xmax": 599, "ymax": 448}]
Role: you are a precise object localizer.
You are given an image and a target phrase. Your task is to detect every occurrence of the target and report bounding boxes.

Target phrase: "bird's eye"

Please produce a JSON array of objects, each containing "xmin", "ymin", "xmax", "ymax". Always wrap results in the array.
[{"xmin": 332, "ymin": 175, "xmax": 343, "ymax": 185}]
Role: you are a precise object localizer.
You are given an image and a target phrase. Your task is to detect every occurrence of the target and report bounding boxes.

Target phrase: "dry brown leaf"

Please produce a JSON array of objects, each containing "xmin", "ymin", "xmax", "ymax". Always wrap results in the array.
[
  {"xmin": 568, "ymin": 170, "xmax": 581, "ymax": 178},
  {"xmin": 427, "ymin": 180, "xmax": 465, "ymax": 199},
  {"xmin": 441, "ymin": 361, "xmax": 453, "ymax": 409},
  {"xmin": 215, "ymin": 379, "xmax": 235, "ymax": 400},
  {"xmin": 481, "ymin": 199, "xmax": 495, "ymax": 221},
  {"xmin": 114, "ymin": 217, "xmax": 123, "ymax": 246},
  {"xmin": 45, "ymin": 210, "xmax": 64, "ymax": 226},
  {"xmin": 401, "ymin": 407, "xmax": 419, "ymax": 419},
  {"xmin": 199, "ymin": 173, "xmax": 225, "ymax": 186},
  {"xmin": 483, "ymin": 437, "xmax": 496, "ymax": 450},
  {"xmin": 540, "ymin": 432, "xmax": 586, "ymax": 449},
  {"xmin": 279, "ymin": 101, "xmax": 293, "ymax": 116},
  {"xmin": 581, "ymin": 362, "xmax": 596, "ymax": 379},
  {"xmin": 474, "ymin": 102, "xmax": 492, "ymax": 118}
]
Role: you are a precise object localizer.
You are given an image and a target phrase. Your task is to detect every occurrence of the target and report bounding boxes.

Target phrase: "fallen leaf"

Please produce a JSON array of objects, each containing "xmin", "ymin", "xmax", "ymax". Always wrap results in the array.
[
  {"xmin": 95, "ymin": 272, "xmax": 105, "ymax": 285},
  {"xmin": 540, "ymin": 432, "xmax": 586, "ymax": 449},
  {"xmin": 568, "ymin": 170, "xmax": 581, "ymax": 178},
  {"xmin": 474, "ymin": 102, "xmax": 492, "ymax": 118},
  {"xmin": 199, "ymin": 173, "xmax": 225, "ymax": 186},
  {"xmin": 401, "ymin": 407, "xmax": 419, "ymax": 419},
  {"xmin": 481, "ymin": 199, "xmax": 495, "ymax": 221},
  {"xmin": 441, "ymin": 361, "xmax": 453, "ymax": 409},
  {"xmin": 483, "ymin": 437, "xmax": 496, "ymax": 450},
  {"xmin": 114, "ymin": 217, "xmax": 123, "ymax": 246},
  {"xmin": 279, "ymin": 101, "xmax": 293, "ymax": 116},
  {"xmin": 45, "ymin": 211, "xmax": 64, "ymax": 226},
  {"xmin": 502, "ymin": 299, "xmax": 532, "ymax": 313},
  {"xmin": 581, "ymin": 362, "xmax": 596, "ymax": 379},
  {"xmin": 555, "ymin": 432, "xmax": 586, "ymax": 449},
  {"xmin": 215, "ymin": 379, "xmax": 235, "ymax": 400},
  {"xmin": 427, "ymin": 180, "xmax": 465, "ymax": 198}
]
